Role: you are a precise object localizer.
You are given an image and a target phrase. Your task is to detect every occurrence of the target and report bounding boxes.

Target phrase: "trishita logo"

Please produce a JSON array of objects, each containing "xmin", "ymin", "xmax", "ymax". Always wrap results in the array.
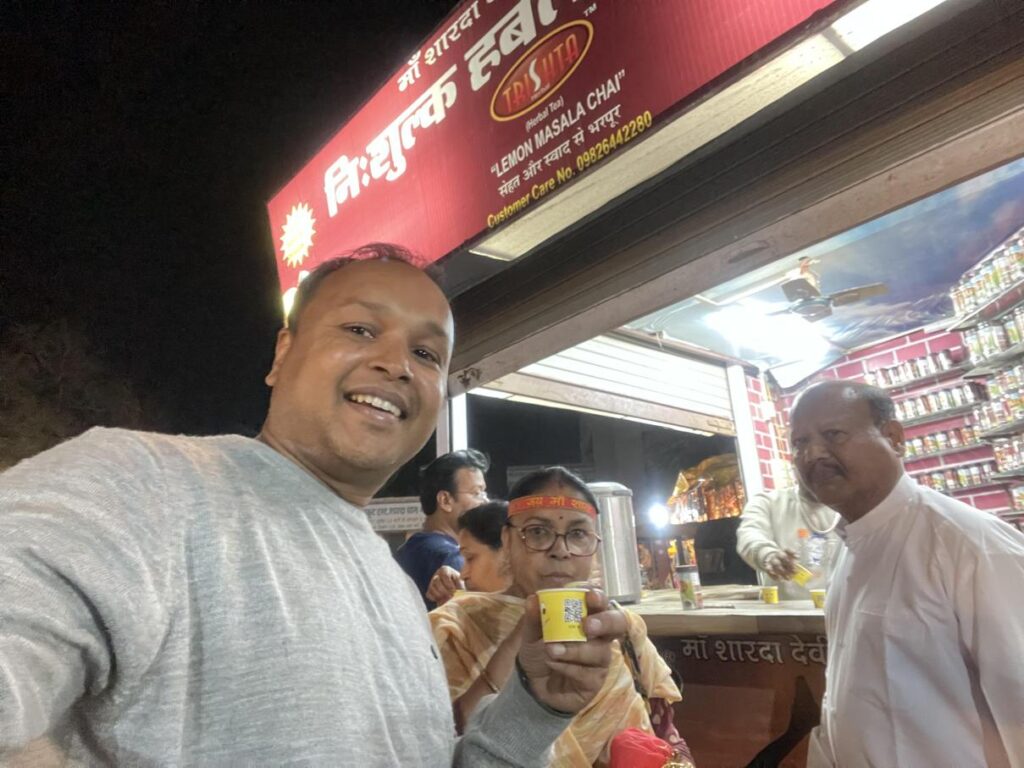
[{"xmin": 489, "ymin": 21, "xmax": 593, "ymax": 122}]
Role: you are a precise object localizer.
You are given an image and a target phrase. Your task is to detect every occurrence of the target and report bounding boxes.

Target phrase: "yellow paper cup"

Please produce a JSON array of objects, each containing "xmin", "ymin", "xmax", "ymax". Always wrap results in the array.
[
  {"xmin": 761, "ymin": 586, "xmax": 779, "ymax": 604},
  {"xmin": 537, "ymin": 587, "xmax": 589, "ymax": 643},
  {"xmin": 810, "ymin": 589, "xmax": 827, "ymax": 609},
  {"xmin": 791, "ymin": 563, "xmax": 814, "ymax": 587}
]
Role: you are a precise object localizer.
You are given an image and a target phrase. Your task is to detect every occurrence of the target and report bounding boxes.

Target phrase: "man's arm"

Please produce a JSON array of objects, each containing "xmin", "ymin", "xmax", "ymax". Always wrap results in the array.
[
  {"xmin": 737, "ymin": 492, "xmax": 793, "ymax": 577},
  {"xmin": 427, "ymin": 565, "xmax": 464, "ymax": 607},
  {"xmin": 424, "ymin": 536, "xmax": 466, "ymax": 606},
  {"xmin": 454, "ymin": 668, "xmax": 571, "ymax": 767},
  {"xmin": 0, "ymin": 534, "xmax": 111, "ymax": 752},
  {"xmin": 0, "ymin": 432, "xmax": 169, "ymax": 753},
  {"xmin": 953, "ymin": 523, "xmax": 1024, "ymax": 762}
]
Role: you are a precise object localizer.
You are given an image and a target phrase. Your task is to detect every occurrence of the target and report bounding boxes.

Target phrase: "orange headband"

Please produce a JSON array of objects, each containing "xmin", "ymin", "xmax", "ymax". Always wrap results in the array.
[{"xmin": 508, "ymin": 495, "xmax": 598, "ymax": 518}]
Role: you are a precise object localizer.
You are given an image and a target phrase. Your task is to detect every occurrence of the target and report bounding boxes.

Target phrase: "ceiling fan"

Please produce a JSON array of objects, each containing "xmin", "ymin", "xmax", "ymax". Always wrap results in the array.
[{"xmin": 773, "ymin": 258, "xmax": 889, "ymax": 322}]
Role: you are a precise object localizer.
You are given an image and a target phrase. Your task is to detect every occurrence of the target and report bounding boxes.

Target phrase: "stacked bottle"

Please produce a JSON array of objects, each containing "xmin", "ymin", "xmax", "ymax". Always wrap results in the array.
[
  {"xmin": 963, "ymin": 308, "xmax": 1024, "ymax": 363},
  {"xmin": 894, "ymin": 383, "xmax": 979, "ymax": 422},
  {"xmin": 918, "ymin": 462, "xmax": 996, "ymax": 493},
  {"xmin": 974, "ymin": 365, "xmax": 1024, "ymax": 432},
  {"xmin": 865, "ymin": 351, "xmax": 956, "ymax": 388},
  {"xmin": 950, "ymin": 227, "xmax": 1024, "ymax": 316},
  {"xmin": 992, "ymin": 437, "xmax": 1024, "ymax": 473},
  {"xmin": 1012, "ymin": 487, "xmax": 1024, "ymax": 511},
  {"xmin": 905, "ymin": 425, "xmax": 978, "ymax": 458}
]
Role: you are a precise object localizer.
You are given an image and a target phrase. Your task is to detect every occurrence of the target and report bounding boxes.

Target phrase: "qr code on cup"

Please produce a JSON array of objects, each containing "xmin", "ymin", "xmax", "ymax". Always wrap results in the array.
[{"xmin": 563, "ymin": 598, "xmax": 584, "ymax": 625}]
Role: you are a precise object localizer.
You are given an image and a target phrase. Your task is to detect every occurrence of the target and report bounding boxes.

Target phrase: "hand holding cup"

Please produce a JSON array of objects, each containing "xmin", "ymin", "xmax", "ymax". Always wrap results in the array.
[
  {"xmin": 763, "ymin": 549, "xmax": 798, "ymax": 580},
  {"xmin": 517, "ymin": 586, "xmax": 626, "ymax": 715}
]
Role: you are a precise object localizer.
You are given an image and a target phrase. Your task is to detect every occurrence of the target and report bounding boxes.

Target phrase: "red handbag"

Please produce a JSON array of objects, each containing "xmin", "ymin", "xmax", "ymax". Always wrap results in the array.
[
  {"xmin": 617, "ymin": 629, "xmax": 694, "ymax": 762},
  {"xmin": 609, "ymin": 728, "xmax": 695, "ymax": 768}
]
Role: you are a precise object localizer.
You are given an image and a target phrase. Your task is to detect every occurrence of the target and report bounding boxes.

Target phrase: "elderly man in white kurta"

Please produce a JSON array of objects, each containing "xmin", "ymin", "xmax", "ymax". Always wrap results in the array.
[{"xmin": 790, "ymin": 380, "xmax": 1024, "ymax": 768}]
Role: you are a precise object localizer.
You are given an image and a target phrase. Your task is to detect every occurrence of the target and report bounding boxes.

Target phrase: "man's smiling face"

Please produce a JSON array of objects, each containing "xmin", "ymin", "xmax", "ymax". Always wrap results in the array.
[{"xmin": 263, "ymin": 259, "xmax": 453, "ymax": 494}]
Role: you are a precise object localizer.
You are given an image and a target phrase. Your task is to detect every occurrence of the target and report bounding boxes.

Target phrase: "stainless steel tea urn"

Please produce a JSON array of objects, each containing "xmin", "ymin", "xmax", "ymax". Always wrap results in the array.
[{"xmin": 587, "ymin": 481, "xmax": 643, "ymax": 604}]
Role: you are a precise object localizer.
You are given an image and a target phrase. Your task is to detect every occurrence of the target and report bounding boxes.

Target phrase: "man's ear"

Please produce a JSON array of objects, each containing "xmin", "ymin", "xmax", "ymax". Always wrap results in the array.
[
  {"xmin": 436, "ymin": 490, "xmax": 453, "ymax": 514},
  {"xmin": 265, "ymin": 328, "xmax": 293, "ymax": 387},
  {"xmin": 882, "ymin": 419, "xmax": 906, "ymax": 456}
]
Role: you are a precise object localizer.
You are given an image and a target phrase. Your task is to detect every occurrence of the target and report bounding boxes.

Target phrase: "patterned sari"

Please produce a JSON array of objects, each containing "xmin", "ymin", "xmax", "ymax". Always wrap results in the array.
[{"xmin": 430, "ymin": 593, "xmax": 682, "ymax": 767}]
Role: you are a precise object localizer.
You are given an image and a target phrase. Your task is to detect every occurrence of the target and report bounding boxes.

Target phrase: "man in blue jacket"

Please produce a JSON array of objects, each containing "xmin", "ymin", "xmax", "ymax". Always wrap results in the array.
[{"xmin": 397, "ymin": 449, "xmax": 490, "ymax": 607}]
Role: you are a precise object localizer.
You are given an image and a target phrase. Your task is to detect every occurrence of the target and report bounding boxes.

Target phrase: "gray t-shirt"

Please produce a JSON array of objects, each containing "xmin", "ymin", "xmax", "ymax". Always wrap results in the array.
[{"xmin": 0, "ymin": 428, "xmax": 567, "ymax": 766}]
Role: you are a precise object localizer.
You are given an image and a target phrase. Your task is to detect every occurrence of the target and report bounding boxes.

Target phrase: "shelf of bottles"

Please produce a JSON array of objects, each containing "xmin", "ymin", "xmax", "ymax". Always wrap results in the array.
[
  {"xmin": 904, "ymin": 424, "xmax": 983, "ymax": 461},
  {"xmin": 895, "ymin": 387, "xmax": 979, "ymax": 428},
  {"xmin": 948, "ymin": 226, "xmax": 1024, "ymax": 331},
  {"xmin": 972, "ymin": 366, "xmax": 1024, "ymax": 439},
  {"xmin": 940, "ymin": 224, "xmax": 1024, "ymax": 522},
  {"xmin": 865, "ymin": 349, "xmax": 968, "ymax": 392},
  {"xmin": 916, "ymin": 460, "xmax": 1001, "ymax": 496},
  {"xmin": 1010, "ymin": 489, "xmax": 1024, "ymax": 522},
  {"xmin": 893, "ymin": 348, "xmax": 984, "ymax": 485}
]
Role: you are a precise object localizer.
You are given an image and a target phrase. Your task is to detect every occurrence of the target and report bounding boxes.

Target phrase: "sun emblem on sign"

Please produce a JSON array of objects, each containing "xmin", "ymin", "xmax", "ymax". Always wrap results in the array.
[{"xmin": 280, "ymin": 203, "xmax": 316, "ymax": 268}]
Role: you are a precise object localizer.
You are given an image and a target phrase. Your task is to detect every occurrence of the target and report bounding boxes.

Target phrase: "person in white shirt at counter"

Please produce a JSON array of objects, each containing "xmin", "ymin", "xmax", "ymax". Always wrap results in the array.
[
  {"xmin": 736, "ymin": 482, "xmax": 840, "ymax": 600},
  {"xmin": 791, "ymin": 380, "xmax": 1024, "ymax": 768}
]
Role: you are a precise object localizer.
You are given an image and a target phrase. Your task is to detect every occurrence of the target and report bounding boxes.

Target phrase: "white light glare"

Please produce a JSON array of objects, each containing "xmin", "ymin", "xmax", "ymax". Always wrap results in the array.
[
  {"xmin": 281, "ymin": 270, "xmax": 310, "ymax": 324},
  {"xmin": 829, "ymin": 0, "xmax": 949, "ymax": 52},
  {"xmin": 705, "ymin": 302, "xmax": 831, "ymax": 364},
  {"xmin": 648, "ymin": 504, "xmax": 670, "ymax": 529},
  {"xmin": 470, "ymin": 387, "xmax": 513, "ymax": 399}
]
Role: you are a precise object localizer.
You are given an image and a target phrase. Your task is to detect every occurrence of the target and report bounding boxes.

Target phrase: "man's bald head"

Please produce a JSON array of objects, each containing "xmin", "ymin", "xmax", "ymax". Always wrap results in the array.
[{"xmin": 791, "ymin": 380, "xmax": 896, "ymax": 427}]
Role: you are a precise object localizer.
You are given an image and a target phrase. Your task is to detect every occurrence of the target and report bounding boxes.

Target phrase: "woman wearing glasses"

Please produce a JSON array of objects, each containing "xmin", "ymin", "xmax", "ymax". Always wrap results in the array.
[{"xmin": 429, "ymin": 467, "xmax": 685, "ymax": 767}]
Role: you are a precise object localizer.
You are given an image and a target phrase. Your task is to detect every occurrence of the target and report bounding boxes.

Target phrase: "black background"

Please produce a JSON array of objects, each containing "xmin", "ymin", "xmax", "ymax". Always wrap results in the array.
[{"xmin": 3, "ymin": 2, "xmax": 456, "ymax": 435}]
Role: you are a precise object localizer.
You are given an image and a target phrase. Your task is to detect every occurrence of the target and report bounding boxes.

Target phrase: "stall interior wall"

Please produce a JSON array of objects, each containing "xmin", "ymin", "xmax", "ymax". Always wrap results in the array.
[
  {"xmin": 745, "ymin": 373, "xmax": 789, "ymax": 493},
  {"xmin": 751, "ymin": 328, "xmax": 1014, "ymax": 515}
]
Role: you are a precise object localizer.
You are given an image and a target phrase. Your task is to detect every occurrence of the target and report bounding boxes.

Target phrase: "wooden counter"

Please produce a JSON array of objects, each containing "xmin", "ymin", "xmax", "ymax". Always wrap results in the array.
[
  {"xmin": 630, "ymin": 587, "xmax": 825, "ymax": 637},
  {"xmin": 630, "ymin": 587, "xmax": 827, "ymax": 768}
]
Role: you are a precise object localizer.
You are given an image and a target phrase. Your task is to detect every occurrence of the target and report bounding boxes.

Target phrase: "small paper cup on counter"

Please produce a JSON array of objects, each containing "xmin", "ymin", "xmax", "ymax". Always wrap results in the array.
[{"xmin": 810, "ymin": 589, "xmax": 827, "ymax": 610}]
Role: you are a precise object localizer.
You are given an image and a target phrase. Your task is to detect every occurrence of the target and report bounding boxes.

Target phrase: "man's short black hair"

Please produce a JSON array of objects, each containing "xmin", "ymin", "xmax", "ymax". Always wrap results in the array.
[
  {"xmin": 286, "ymin": 242, "xmax": 439, "ymax": 331},
  {"xmin": 457, "ymin": 501, "xmax": 508, "ymax": 550},
  {"xmin": 507, "ymin": 466, "xmax": 600, "ymax": 513},
  {"xmin": 418, "ymin": 449, "xmax": 490, "ymax": 516}
]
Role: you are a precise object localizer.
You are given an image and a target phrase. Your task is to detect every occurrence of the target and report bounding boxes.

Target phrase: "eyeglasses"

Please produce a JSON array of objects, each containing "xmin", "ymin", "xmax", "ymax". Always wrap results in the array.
[{"xmin": 506, "ymin": 523, "xmax": 602, "ymax": 557}]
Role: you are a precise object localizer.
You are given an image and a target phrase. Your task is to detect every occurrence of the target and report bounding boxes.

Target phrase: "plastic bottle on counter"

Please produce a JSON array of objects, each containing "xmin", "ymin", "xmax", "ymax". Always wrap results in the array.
[{"xmin": 676, "ymin": 565, "xmax": 703, "ymax": 610}]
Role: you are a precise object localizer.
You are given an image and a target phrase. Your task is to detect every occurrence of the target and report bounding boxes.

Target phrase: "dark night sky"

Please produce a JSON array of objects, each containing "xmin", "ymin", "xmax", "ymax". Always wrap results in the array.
[{"xmin": 3, "ymin": 2, "xmax": 456, "ymax": 434}]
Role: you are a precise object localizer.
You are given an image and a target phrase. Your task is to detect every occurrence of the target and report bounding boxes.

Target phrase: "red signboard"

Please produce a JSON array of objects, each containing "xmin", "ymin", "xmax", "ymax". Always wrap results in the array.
[{"xmin": 267, "ymin": 0, "xmax": 837, "ymax": 293}]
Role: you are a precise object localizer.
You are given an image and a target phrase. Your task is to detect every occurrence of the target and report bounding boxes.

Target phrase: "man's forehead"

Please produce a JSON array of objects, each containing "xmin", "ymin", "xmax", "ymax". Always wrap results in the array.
[
  {"xmin": 455, "ymin": 467, "xmax": 486, "ymax": 485},
  {"xmin": 314, "ymin": 261, "xmax": 452, "ymax": 326},
  {"xmin": 792, "ymin": 386, "xmax": 871, "ymax": 424},
  {"xmin": 317, "ymin": 259, "xmax": 441, "ymax": 297}
]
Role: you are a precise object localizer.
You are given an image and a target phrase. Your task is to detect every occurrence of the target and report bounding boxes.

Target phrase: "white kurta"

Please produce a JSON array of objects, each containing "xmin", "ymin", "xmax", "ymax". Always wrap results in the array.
[{"xmin": 809, "ymin": 474, "xmax": 1024, "ymax": 768}]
